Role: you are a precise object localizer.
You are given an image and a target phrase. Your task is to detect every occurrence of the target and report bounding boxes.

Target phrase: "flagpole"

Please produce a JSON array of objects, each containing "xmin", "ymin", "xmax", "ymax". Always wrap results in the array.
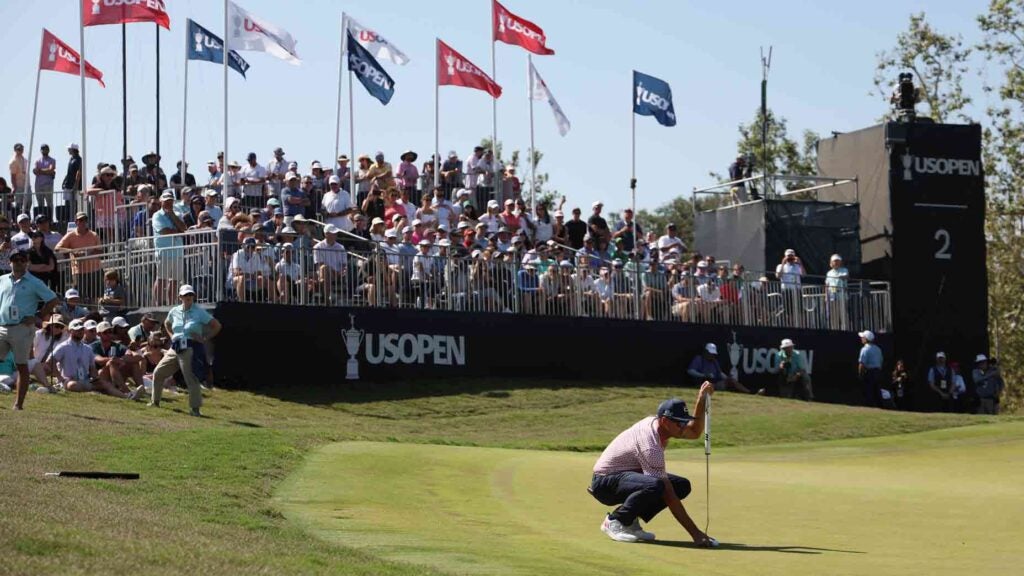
[
  {"xmin": 434, "ymin": 39, "xmax": 440, "ymax": 191},
  {"xmin": 24, "ymin": 31, "xmax": 43, "ymax": 207},
  {"xmin": 490, "ymin": 0, "xmax": 497, "ymax": 167},
  {"xmin": 181, "ymin": 23, "xmax": 189, "ymax": 193},
  {"xmin": 528, "ymin": 55, "xmax": 536, "ymax": 211},
  {"xmin": 334, "ymin": 13, "xmax": 345, "ymax": 173},
  {"xmin": 348, "ymin": 68, "xmax": 355, "ymax": 207},
  {"xmin": 223, "ymin": 0, "xmax": 230, "ymax": 195},
  {"xmin": 122, "ymin": 24, "xmax": 127, "ymax": 172},
  {"xmin": 79, "ymin": 1, "xmax": 88, "ymax": 204},
  {"xmin": 631, "ymin": 97, "xmax": 636, "ymax": 220},
  {"xmin": 155, "ymin": 22, "xmax": 161, "ymax": 158}
]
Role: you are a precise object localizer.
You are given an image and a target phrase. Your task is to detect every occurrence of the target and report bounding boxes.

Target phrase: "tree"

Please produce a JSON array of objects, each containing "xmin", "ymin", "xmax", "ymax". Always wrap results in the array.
[
  {"xmin": 977, "ymin": 0, "xmax": 1024, "ymax": 411},
  {"xmin": 479, "ymin": 137, "xmax": 559, "ymax": 207},
  {"xmin": 873, "ymin": 12, "xmax": 972, "ymax": 123},
  {"xmin": 710, "ymin": 107, "xmax": 819, "ymax": 193}
]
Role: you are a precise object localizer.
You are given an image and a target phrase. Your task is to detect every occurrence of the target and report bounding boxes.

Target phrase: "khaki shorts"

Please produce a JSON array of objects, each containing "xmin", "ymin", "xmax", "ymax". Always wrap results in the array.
[{"xmin": 0, "ymin": 323, "xmax": 35, "ymax": 364}]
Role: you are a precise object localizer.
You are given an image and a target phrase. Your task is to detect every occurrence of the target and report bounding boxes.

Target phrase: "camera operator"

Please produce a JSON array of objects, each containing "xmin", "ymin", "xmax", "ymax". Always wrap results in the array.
[{"xmin": 728, "ymin": 155, "xmax": 758, "ymax": 203}]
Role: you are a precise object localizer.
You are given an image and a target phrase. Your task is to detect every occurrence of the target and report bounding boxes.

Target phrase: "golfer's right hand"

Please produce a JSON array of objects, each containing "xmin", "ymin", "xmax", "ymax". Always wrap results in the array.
[{"xmin": 699, "ymin": 381, "xmax": 715, "ymax": 397}]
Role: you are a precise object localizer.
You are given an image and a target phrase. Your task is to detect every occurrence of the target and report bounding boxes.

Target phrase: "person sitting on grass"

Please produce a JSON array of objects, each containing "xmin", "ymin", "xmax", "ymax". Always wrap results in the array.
[
  {"xmin": 589, "ymin": 386, "xmax": 717, "ymax": 546},
  {"xmin": 0, "ymin": 350, "xmax": 15, "ymax": 392},
  {"xmin": 29, "ymin": 314, "xmax": 68, "ymax": 392},
  {"xmin": 687, "ymin": 343, "xmax": 762, "ymax": 394},
  {"xmin": 53, "ymin": 319, "xmax": 131, "ymax": 398},
  {"xmin": 92, "ymin": 321, "xmax": 145, "ymax": 400}
]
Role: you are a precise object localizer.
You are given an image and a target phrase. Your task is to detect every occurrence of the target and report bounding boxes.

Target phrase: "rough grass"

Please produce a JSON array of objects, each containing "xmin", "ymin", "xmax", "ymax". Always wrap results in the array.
[{"xmin": 0, "ymin": 379, "xmax": 1014, "ymax": 575}]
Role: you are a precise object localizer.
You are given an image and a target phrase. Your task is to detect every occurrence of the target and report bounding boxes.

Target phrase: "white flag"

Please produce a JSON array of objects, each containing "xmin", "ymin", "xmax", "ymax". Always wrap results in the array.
[
  {"xmin": 227, "ymin": 1, "xmax": 301, "ymax": 65},
  {"xmin": 345, "ymin": 14, "xmax": 409, "ymax": 66},
  {"xmin": 529, "ymin": 61, "xmax": 570, "ymax": 136}
]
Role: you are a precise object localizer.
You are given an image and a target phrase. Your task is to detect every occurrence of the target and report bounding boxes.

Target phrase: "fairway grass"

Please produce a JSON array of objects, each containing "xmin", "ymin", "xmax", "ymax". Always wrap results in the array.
[
  {"xmin": 277, "ymin": 422, "xmax": 1024, "ymax": 576},
  {"xmin": 0, "ymin": 380, "xmax": 1016, "ymax": 575}
]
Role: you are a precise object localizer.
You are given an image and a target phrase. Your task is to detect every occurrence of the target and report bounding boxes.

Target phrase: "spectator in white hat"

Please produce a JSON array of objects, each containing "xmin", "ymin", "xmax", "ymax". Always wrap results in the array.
[
  {"xmin": 28, "ymin": 314, "xmax": 67, "ymax": 393},
  {"xmin": 776, "ymin": 338, "xmax": 813, "ymax": 400},
  {"xmin": 280, "ymin": 172, "xmax": 310, "ymax": 224},
  {"xmin": 53, "ymin": 319, "xmax": 110, "ymax": 395},
  {"xmin": 826, "ymin": 254, "xmax": 850, "ymax": 329},
  {"xmin": 266, "ymin": 147, "xmax": 288, "ymax": 196},
  {"xmin": 231, "ymin": 237, "xmax": 272, "ymax": 302},
  {"xmin": 926, "ymin": 351, "xmax": 953, "ymax": 409},
  {"xmin": 367, "ymin": 151, "xmax": 395, "ymax": 192},
  {"xmin": 152, "ymin": 190, "xmax": 187, "ymax": 306},
  {"xmin": 240, "ymin": 152, "xmax": 268, "ymax": 210},
  {"xmin": 275, "ymin": 243, "xmax": 305, "ymax": 305},
  {"xmin": 150, "ymin": 284, "xmax": 222, "ymax": 417},
  {"xmin": 972, "ymin": 355, "xmax": 1004, "ymax": 415},
  {"xmin": 92, "ymin": 321, "xmax": 145, "ymax": 399},
  {"xmin": 313, "ymin": 225, "xmax": 348, "ymax": 303},
  {"xmin": 480, "ymin": 200, "xmax": 502, "ymax": 235},
  {"xmin": 322, "ymin": 175, "xmax": 355, "ymax": 232},
  {"xmin": 857, "ymin": 330, "xmax": 883, "ymax": 407},
  {"xmin": 687, "ymin": 343, "xmax": 761, "ymax": 394},
  {"xmin": 776, "ymin": 248, "xmax": 804, "ymax": 289},
  {"xmin": 56, "ymin": 288, "xmax": 89, "ymax": 325},
  {"xmin": 440, "ymin": 151, "xmax": 464, "ymax": 197}
]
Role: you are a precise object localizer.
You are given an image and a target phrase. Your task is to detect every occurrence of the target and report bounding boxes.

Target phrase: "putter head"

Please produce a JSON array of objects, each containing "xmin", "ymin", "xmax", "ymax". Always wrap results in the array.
[{"xmin": 702, "ymin": 536, "xmax": 720, "ymax": 548}]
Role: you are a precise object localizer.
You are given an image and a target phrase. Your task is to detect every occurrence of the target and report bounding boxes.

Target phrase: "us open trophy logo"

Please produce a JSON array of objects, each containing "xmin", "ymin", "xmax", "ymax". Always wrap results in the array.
[
  {"xmin": 635, "ymin": 83, "xmax": 644, "ymax": 107},
  {"xmin": 727, "ymin": 331, "xmax": 743, "ymax": 380},
  {"xmin": 91, "ymin": 0, "xmax": 101, "ymax": 16},
  {"xmin": 232, "ymin": 14, "xmax": 243, "ymax": 38},
  {"xmin": 497, "ymin": 13, "xmax": 507, "ymax": 34},
  {"xmin": 48, "ymin": 42, "xmax": 58, "ymax": 63},
  {"xmin": 445, "ymin": 53, "xmax": 456, "ymax": 77},
  {"xmin": 342, "ymin": 314, "xmax": 365, "ymax": 380},
  {"xmin": 194, "ymin": 32, "xmax": 204, "ymax": 54},
  {"xmin": 902, "ymin": 153, "xmax": 913, "ymax": 181}
]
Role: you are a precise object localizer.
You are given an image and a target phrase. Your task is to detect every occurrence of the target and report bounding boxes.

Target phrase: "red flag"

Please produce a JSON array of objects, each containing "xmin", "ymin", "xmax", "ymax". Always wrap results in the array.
[
  {"xmin": 40, "ymin": 29, "xmax": 105, "ymax": 87},
  {"xmin": 82, "ymin": 0, "xmax": 170, "ymax": 29},
  {"xmin": 493, "ymin": 0, "xmax": 554, "ymax": 56},
  {"xmin": 437, "ymin": 40, "xmax": 502, "ymax": 98}
]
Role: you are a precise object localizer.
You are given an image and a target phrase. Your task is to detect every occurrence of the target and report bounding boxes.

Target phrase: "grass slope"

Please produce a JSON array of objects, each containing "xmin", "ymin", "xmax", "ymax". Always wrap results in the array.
[
  {"xmin": 0, "ymin": 379, "xmax": 1012, "ymax": 575},
  {"xmin": 277, "ymin": 423, "xmax": 1024, "ymax": 576}
]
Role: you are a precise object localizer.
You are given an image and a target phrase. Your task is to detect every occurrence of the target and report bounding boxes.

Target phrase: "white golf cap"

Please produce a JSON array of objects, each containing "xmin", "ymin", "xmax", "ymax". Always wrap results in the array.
[
  {"xmin": 285, "ymin": 172, "xmax": 299, "ymax": 181},
  {"xmin": 371, "ymin": 217, "xmax": 385, "ymax": 226},
  {"xmin": 385, "ymin": 228, "xmax": 398, "ymax": 238},
  {"xmin": 418, "ymin": 239, "xmax": 431, "ymax": 246},
  {"xmin": 311, "ymin": 161, "xmax": 322, "ymax": 169},
  {"xmin": 437, "ymin": 239, "xmax": 452, "ymax": 247},
  {"xmin": 780, "ymin": 338, "xmax": 795, "ymax": 348},
  {"xmin": 411, "ymin": 219, "xmax": 422, "ymax": 226},
  {"xmin": 324, "ymin": 224, "xmax": 340, "ymax": 234},
  {"xmin": 111, "ymin": 316, "xmax": 129, "ymax": 328},
  {"xmin": 592, "ymin": 201, "xmax": 603, "ymax": 208},
  {"xmin": 16, "ymin": 213, "xmax": 30, "ymax": 223},
  {"xmin": 705, "ymin": 343, "xmax": 718, "ymax": 355},
  {"xmin": 68, "ymin": 319, "xmax": 85, "ymax": 330},
  {"xmin": 858, "ymin": 330, "xmax": 875, "ymax": 342},
  {"xmin": 975, "ymin": 354, "xmax": 988, "ymax": 363},
  {"xmin": 830, "ymin": 254, "xmax": 843, "ymax": 262},
  {"xmin": 328, "ymin": 175, "xmax": 341, "ymax": 185},
  {"xmin": 487, "ymin": 200, "xmax": 499, "ymax": 209},
  {"xmin": 96, "ymin": 321, "xmax": 113, "ymax": 333},
  {"xmin": 160, "ymin": 191, "xmax": 175, "ymax": 201},
  {"xmin": 179, "ymin": 284, "xmax": 196, "ymax": 296},
  {"xmin": 456, "ymin": 189, "xmax": 471, "ymax": 198},
  {"xmin": 224, "ymin": 197, "xmax": 240, "ymax": 209},
  {"xmin": 84, "ymin": 320, "xmax": 97, "ymax": 331},
  {"xmin": 785, "ymin": 248, "xmax": 796, "ymax": 256},
  {"xmin": 65, "ymin": 288, "xmax": 80, "ymax": 299},
  {"xmin": 554, "ymin": 210, "xmax": 564, "ymax": 217},
  {"xmin": 204, "ymin": 189, "xmax": 219, "ymax": 197},
  {"xmin": 68, "ymin": 143, "xmax": 80, "ymax": 151},
  {"xmin": 936, "ymin": 351, "xmax": 946, "ymax": 359}
]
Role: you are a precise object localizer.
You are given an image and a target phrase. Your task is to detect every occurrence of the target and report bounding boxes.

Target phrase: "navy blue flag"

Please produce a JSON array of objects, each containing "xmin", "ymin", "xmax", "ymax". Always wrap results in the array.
[
  {"xmin": 347, "ymin": 31, "xmax": 395, "ymax": 105},
  {"xmin": 633, "ymin": 70, "xmax": 676, "ymax": 127},
  {"xmin": 187, "ymin": 19, "xmax": 250, "ymax": 78}
]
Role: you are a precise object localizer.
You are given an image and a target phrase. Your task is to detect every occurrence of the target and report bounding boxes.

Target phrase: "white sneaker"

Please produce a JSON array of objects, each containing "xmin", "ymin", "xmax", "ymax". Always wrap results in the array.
[
  {"xmin": 601, "ymin": 516, "xmax": 639, "ymax": 543},
  {"xmin": 128, "ymin": 386, "xmax": 145, "ymax": 401},
  {"xmin": 0, "ymin": 383, "xmax": 11, "ymax": 393},
  {"xmin": 629, "ymin": 519, "xmax": 656, "ymax": 541}
]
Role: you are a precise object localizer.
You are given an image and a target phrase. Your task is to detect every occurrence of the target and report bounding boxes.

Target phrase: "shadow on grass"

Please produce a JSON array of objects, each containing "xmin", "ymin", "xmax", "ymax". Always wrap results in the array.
[
  {"xmin": 647, "ymin": 540, "xmax": 866, "ymax": 555},
  {"xmin": 244, "ymin": 378, "xmax": 671, "ymax": 407}
]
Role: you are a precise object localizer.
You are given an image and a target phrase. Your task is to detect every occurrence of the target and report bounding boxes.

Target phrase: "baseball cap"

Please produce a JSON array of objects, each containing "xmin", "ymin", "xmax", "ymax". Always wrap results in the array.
[
  {"xmin": 111, "ymin": 317, "xmax": 129, "ymax": 328},
  {"xmin": 285, "ymin": 172, "xmax": 299, "ymax": 181},
  {"xmin": 34, "ymin": 214, "xmax": 50, "ymax": 224},
  {"xmin": 780, "ymin": 338, "xmax": 795, "ymax": 349},
  {"xmin": 858, "ymin": 330, "xmax": 875, "ymax": 342},
  {"xmin": 371, "ymin": 217, "xmax": 385, "ymax": 226},
  {"xmin": 785, "ymin": 248, "xmax": 797, "ymax": 256},
  {"xmin": 657, "ymin": 398, "xmax": 695, "ymax": 424},
  {"xmin": 84, "ymin": 320, "xmax": 97, "ymax": 331},
  {"xmin": 418, "ymin": 239, "xmax": 432, "ymax": 246},
  {"xmin": 324, "ymin": 224, "xmax": 340, "ymax": 234},
  {"xmin": 830, "ymin": 254, "xmax": 843, "ymax": 262},
  {"xmin": 402, "ymin": 226, "xmax": 413, "ymax": 234},
  {"xmin": 592, "ymin": 201, "xmax": 603, "ymax": 208},
  {"xmin": 242, "ymin": 237, "xmax": 257, "ymax": 245},
  {"xmin": 16, "ymin": 213, "xmax": 30, "ymax": 223},
  {"xmin": 487, "ymin": 200, "xmax": 499, "ymax": 209},
  {"xmin": 178, "ymin": 284, "xmax": 196, "ymax": 296},
  {"xmin": 282, "ymin": 242, "xmax": 294, "ymax": 250},
  {"xmin": 267, "ymin": 198, "xmax": 282, "ymax": 207},
  {"xmin": 65, "ymin": 289, "xmax": 80, "ymax": 299},
  {"xmin": 75, "ymin": 211, "xmax": 89, "ymax": 220},
  {"xmin": 437, "ymin": 239, "xmax": 452, "ymax": 247},
  {"xmin": 975, "ymin": 354, "xmax": 988, "ymax": 363},
  {"xmin": 328, "ymin": 175, "xmax": 341, "ymax": 185},
  {"xmin": 705, "ymin": 343, "xmax": 718, "ymax": 355},
  {"xmin": 280, "ymin": 226, "xmax": 297, "ymax": 235},
  {"xmin": 68, "ymin": 319, "xmax": 85, "ymax": 331},
  {"xmin": 68, "ymin": 143, "xmax": 80, "ymax": 151},
  {"xmin": 385, "ymin": 228, "xmax": 398, "ymax": 238},
  {"xmin": 96, "ymin": 321, "xmax": 113, "ymax": 334},
  {"xmin": 160, "ymin": 191, "xmax": 175, "ymax": 201},
  {"xmin": 204, "ymin": 189, "xmax": 219, "ymax": 197},
  {"xmin": 554, "ymin": 210, "xmax": 564, "ymax": 218},
  {"xmin": 936, "ymin": 351, "xmax": 946, "ymax": 359}
]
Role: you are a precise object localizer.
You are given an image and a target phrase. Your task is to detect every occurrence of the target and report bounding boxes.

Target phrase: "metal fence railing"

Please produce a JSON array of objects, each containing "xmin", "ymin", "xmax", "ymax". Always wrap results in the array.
[{"xmin": 51, "ymin": 230, "xmax": 892, "ymax": 333}]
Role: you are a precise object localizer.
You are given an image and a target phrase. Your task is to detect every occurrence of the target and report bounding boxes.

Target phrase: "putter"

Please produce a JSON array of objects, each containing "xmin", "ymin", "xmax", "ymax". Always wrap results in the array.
[{"xmin": 704, "ymin": 391, "xmax": 718, "ymax": 547}]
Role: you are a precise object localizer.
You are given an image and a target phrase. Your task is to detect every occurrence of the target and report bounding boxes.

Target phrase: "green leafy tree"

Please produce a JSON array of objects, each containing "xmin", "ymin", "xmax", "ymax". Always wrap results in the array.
[
  {"xmin": 480, "ymin": 137, "xmax": 558, "ymax": 207},
  {"xmin": 709, "ymin": 108, "xmax": 818, "ymax": 194},
  {"xmin": 873, "ymin": 12, "xmax": 973, "ymax": 123},
  {"xmin": 977, "ymin": 0, "xmax": 1024, "ymax": 411}
]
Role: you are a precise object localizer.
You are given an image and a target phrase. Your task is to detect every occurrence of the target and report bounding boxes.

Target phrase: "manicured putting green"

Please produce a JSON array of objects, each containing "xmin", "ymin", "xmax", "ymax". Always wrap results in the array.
[{"xmin": 276, "ymin": 422, "xmax": 1024, "ymax": 576}]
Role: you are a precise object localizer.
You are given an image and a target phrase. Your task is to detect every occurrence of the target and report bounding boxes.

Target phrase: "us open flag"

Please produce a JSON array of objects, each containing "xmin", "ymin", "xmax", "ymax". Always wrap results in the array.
[
  {"xmin": 227, "ymin": 1, "xmax": 301, "ymax": 65},
  {"xmin": 633, "ymin": 70, "xmax": 676, "ymax": 127},
  {"xmin": 40, "ymin": 29, "xmax": 105, "ymax": 87},
  {"xmin": 188, "ymin": 19, "xmax": 250, "ymax": 78},
  {"xmin": 529, "ymin": 61, "xmax": 569, "ymax": 136},
  {"xmin": 437, "ymin": 40, "xmax": 502, "ymax": 98},
  {"xmin": 345, "ymin": 14, "xmax": 409, "ymax": 66},
  {"xmin": 82, "ymin": 0, "xmax": 170, "ymax": 29},
  {"xmin": 347, "ymin": 32, "xmax": 395, "ymax": 105},
  {"xmin": 493, "ymin": 0, "xmax": 554, "ymax": 56}
]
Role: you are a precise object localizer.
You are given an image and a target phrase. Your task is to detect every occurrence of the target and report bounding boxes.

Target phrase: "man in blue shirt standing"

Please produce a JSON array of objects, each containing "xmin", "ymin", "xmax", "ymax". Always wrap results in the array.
[
  {"xmin": 857, "ymin": 330, "xmax": 884, "ymax": 407},
  {"xmin": 0, "ymin": 248, "xmax": 59, "ymax": 410}
]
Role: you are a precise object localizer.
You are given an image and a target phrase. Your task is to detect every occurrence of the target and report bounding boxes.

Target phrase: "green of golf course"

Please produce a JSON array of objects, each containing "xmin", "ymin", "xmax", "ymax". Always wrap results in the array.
[{"xmin": 276, "ymin": 421, "xmax": 1024, "ymax": 576}]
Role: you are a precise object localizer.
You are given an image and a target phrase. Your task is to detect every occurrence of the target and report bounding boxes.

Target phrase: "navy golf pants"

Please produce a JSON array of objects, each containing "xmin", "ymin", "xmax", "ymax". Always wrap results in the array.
[{"xmin": 589, "ymin": 472, "xmax": 691, "ymax": 525}]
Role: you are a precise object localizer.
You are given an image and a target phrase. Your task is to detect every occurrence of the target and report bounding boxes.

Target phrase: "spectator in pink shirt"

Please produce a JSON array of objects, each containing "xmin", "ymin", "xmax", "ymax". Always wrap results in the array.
[{"xmin": 395, "ymin": 151, "xmax": 419, "ymax": 197}]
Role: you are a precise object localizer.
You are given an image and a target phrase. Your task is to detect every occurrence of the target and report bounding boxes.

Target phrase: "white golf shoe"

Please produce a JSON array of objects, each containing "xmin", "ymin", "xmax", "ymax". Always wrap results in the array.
[
  {"xmin": 629, "ymin": 519, "xmax": 656, "ymax": 541},
  {"xmin": 601, "ymin": 516, "xmax": 639, "ymax": 543}
]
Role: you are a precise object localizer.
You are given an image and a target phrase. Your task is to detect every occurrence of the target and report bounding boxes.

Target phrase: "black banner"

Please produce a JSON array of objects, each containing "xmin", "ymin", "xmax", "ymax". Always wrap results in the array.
[
  {"xmin": 886, "ymin": 122, "xmax": 988, "ymax": 409},
  {"xmin": 214, "ymin": 302, "xmax": 891, "ymax": 406}
]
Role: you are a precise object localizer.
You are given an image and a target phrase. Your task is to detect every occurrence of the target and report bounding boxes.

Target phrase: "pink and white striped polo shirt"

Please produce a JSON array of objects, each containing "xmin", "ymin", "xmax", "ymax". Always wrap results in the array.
[{"xmin": 593, "ymin": 416, "xmax": 667, "ymax": 479}]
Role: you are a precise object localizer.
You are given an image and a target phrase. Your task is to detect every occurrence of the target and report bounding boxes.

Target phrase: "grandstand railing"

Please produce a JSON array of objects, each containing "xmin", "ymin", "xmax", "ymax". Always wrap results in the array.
[{"xmin": 50, "ymin": 230, "xmax": 892, "ymax": 333}]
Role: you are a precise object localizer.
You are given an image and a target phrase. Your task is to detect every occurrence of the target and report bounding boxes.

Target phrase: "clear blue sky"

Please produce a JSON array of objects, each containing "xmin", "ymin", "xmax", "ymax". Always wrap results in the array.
[{"xmin": 0, "ymin": 0, "xmax": 989, "ymax": 213}]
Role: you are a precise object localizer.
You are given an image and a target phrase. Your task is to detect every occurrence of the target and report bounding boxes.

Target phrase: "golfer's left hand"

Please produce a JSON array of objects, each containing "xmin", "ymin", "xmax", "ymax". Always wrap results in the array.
[{"xmin": 699, "ymin": 381, "xmax": 715, "ymax": 397}]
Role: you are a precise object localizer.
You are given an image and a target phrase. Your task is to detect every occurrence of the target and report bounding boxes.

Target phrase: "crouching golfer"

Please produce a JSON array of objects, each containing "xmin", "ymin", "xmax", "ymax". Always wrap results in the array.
[{"xmin": 589, "ymin": 382, "xmax": 716, "ymax": 545}]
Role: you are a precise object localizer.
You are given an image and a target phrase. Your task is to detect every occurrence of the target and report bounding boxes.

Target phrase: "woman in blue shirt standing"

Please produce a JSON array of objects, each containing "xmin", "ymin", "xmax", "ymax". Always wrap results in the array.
[{"xmin": 150, "ymin": 284, "xmax": 221, "ymax": 417}]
